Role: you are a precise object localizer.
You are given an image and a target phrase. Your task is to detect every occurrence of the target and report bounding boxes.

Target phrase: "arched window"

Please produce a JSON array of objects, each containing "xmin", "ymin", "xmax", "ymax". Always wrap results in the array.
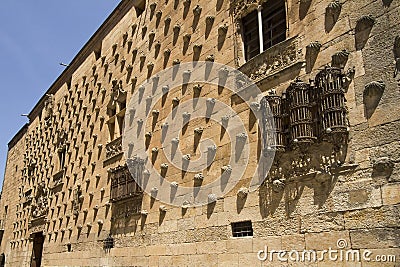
[{"xmin": 242, "ymin": 0, "xmax": 287, "ymax": 61}]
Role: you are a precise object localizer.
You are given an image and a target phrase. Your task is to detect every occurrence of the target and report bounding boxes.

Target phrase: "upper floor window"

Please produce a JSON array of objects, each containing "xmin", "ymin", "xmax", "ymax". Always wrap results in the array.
[{"xmin": 242, "ymin": 0, "xmax": 287, "ymax": 61}]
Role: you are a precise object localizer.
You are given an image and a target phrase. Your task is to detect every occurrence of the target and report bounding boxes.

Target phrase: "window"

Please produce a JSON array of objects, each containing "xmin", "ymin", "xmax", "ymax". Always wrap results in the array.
[
  {"xmin": 110, "ymin": 165, "xmax": 143, "ymax": 202},
  {"xmin": 242, "ymin": 0, "xmax": 287, "ymax": 61},
  {"xmin": 242, "ymin": 10, "xmax": 260, "ymax": 60},
  {"xmin": 231, "ymin": 221, "xmax": 253, "ymax": 237}
]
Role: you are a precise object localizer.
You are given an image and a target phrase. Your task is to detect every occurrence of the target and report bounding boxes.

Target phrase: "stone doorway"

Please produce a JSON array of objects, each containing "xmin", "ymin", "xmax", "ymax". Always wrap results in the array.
[{"xmin": 30, "ymin": 232, "xmax": 44, "ymax": 267}]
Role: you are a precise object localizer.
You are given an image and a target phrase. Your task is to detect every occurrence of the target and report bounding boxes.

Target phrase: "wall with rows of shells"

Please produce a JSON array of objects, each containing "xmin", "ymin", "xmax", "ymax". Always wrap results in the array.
[{"xmin": 0, "ymin": 0, "xmax": 399, "ymax": 266}]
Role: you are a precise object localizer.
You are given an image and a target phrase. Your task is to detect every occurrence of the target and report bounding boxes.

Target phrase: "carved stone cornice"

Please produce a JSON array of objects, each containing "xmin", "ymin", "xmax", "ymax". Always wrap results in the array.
[
  {"xmin": 231, "ymin": 0, "xmax": 266, "ymax": 18},
  {"xmin": 238, "ymin": 36, "xmax": 304, "ymax": 84},
  {"xmin": 104, "ymin": 136, "xmax": 123, "ymax": 163}
]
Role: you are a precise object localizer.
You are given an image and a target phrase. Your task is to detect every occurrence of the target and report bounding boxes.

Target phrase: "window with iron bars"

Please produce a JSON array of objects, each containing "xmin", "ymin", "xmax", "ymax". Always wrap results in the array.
[
  {"xmin": 231, "ymin": 221, "xmax": 253, "ymax": 237},
  {"xmin": 242, "ymin": 0, "xmax": 287, "ymax": 61},
  {"xmin": 110, "ymin": 165, "xmax": 143, "ymax": 202}
]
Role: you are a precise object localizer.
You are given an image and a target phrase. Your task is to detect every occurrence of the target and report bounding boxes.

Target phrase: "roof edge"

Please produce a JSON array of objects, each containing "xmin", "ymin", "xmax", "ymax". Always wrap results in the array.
[{"xmin": 8, "ymin": 124, "xmax": 28, "ymax": 150}]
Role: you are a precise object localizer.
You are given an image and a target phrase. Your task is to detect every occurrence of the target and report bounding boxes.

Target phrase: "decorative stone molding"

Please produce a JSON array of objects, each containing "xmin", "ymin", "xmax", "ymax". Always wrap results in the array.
[
  {"xmin": 236, "ymin": 133, "xmax": 248, "ymax": 142},
  {"xmin": 160, "ymin": 163, "xmax": 169, "ymax": 169},
  {"xmin": 208, "ymin": 194, "xmax": 217, "ymax": 203},
  {"xmin": 239, "ymin": 36, "xmax": 304, "ymax": 84},
  {"xmin": 306, "ymin": 41, "xmax": 322, "ymax": 54},
  {"xmin": 221, "ymin": 165, "xmax": 232, "ymax": 173},
  {"xmin": 31, "ymin": 181, "xmax": 49, "ymax": 219},
  {"xmin": 205, "ymin": 54, "xmax": 215, "ymax": 62},
  {"xmin": 206, "ymin": 16, "xmax": 215, "ymax": 25},
  {"xmin": 193, "ymin": 5, "xmax": 202, "ymax": 15},
  {"xmin": 237, "ymin": 187, "xmax": 249, "ymax": 199},
  {"xmin": 194, "ymin": 127, "xmax": 204, "ymax": 134},
  {"xmin": 194, "ymin": 173, "xmax": 204, "ymax": 180},
  {"xmin": 105, "ymin": 136, "xmax": 123, "ymax": 161},
  {"xmin": 231, "ymin": 0, "xmax": 259, "ymax": 18},
  {"xmin": 183, "ymin": 33, "xmax": 191, "ymax": 43}
]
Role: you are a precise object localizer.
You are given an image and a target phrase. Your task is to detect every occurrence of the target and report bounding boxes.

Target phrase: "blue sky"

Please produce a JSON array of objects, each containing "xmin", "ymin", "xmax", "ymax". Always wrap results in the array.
[{"xmin": 0, "ymin": 1, "xmax": 120, "ymax": 187}]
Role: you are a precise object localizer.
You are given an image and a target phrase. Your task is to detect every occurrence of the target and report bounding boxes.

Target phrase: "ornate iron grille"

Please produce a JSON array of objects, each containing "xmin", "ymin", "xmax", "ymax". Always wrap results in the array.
[
  {"xmin": 287, "ymin": 78, "xmax": 317, "ymax": 145},
  {"xmin": 262, "ymin": 91, "xmax": 287, "ymax": 152},
  {"xmin": 110, "ymin": 162, "xmax": 143, "ymax": 202},
  {"xmin": 315, "ymin": 66, "xmax": 348, "ymax": 136}
]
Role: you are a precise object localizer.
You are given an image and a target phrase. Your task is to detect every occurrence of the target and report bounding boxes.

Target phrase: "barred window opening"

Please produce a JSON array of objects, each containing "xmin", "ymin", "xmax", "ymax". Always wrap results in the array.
[
  {"xmin": 231, "ymin": 221, "xmax": 253, "ymax": 237},
  {"xmin": 242, "ymin": 0, "xmax": 287, "ymax": 61}
]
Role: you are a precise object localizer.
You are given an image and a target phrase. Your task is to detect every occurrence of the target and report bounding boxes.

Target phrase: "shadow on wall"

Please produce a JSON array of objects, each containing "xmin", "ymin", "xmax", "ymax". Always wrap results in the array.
[
  {"xmin": 258, "ymin": 140, "xmax": 352, "ymax": 219},
  {"xmin": 382, "ymin": 0, "xmax": 393, "ymax": 7},
  {"xmin": 355, "ymin": 15, "xmax": 375, "ymax": 51},
  {"xmin": 299, "ymin": 0, "xmax": 312, "ymax": 20},
  {"xmin": 259, "ymin": 174, "xmax": 338, "ymax": 218}
]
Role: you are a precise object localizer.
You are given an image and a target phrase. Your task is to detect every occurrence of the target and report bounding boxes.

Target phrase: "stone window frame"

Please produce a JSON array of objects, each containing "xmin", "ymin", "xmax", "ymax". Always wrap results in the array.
[{"xmin": 233, "ymin": 0, "xmax": 290, "ymax": 66}]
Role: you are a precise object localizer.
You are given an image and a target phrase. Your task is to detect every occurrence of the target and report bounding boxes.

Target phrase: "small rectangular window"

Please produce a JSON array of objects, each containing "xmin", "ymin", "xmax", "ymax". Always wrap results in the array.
[{"xmin": 231, "ymin": 221, "xmax": 253, "ymax": 237}]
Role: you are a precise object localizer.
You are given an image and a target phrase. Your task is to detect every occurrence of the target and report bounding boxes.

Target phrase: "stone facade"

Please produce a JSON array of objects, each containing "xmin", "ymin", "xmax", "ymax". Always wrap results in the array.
[{"xmin": 0, "ymin": 0, "xmax": 399, "ymax": 266}]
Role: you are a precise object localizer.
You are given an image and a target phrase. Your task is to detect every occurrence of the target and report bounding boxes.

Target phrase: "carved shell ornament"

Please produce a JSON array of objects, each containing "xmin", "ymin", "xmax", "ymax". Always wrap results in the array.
[
  {"xmin": 363, "ymin": 80, "xmax": 385, "ymax": 112},
  {"xmin": 363, "ymin": 81, "xmax": 385, "ymax": 100},
  {"xmin": 306, "ymin": 41, "xmax": 322, "ymax": 53},
  {"xmin": 356, "ymin": 15, "xmax": 376, "ymax": 29},
  {"xmin": 206, "ymin": 15, "xmax": 215, "ymax": 25},
  {"xmin": 326, "ymin": 0, "xmax": 342, "ymax": 15},
  {"xmin": 332, "ymin": 49, "xmax": 349, "ymax": 68}
]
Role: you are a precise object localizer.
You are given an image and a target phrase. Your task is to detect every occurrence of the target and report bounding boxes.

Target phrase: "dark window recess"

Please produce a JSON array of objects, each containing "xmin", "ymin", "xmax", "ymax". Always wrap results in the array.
[
  {"xmin": 231, "ymin": 221, "xmax": 253, "ymax": 237},
  {"xmin": 242, "ymin": 9, "xmax": 260, "ymax": 61},
  {"xmin": 241, "ymin": 0, "xmax": 287, "ymax": 61},
  {"xmin": 67, "ymin": 243, "xmax": 72, "ymax": 252},
  {"xmin": 103, "ymin": 235, "xmax": 114, "ymax": 252},
  {"xmin": 261, "ymin": 0, "xmax": 286, "ymax": 50}
]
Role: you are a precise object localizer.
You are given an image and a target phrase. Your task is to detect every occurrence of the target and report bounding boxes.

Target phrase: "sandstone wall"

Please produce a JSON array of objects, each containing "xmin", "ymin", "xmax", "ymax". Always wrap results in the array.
[{"xmin": 0, "ymin": 0, "xmax": 399, "ymax": 266}]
